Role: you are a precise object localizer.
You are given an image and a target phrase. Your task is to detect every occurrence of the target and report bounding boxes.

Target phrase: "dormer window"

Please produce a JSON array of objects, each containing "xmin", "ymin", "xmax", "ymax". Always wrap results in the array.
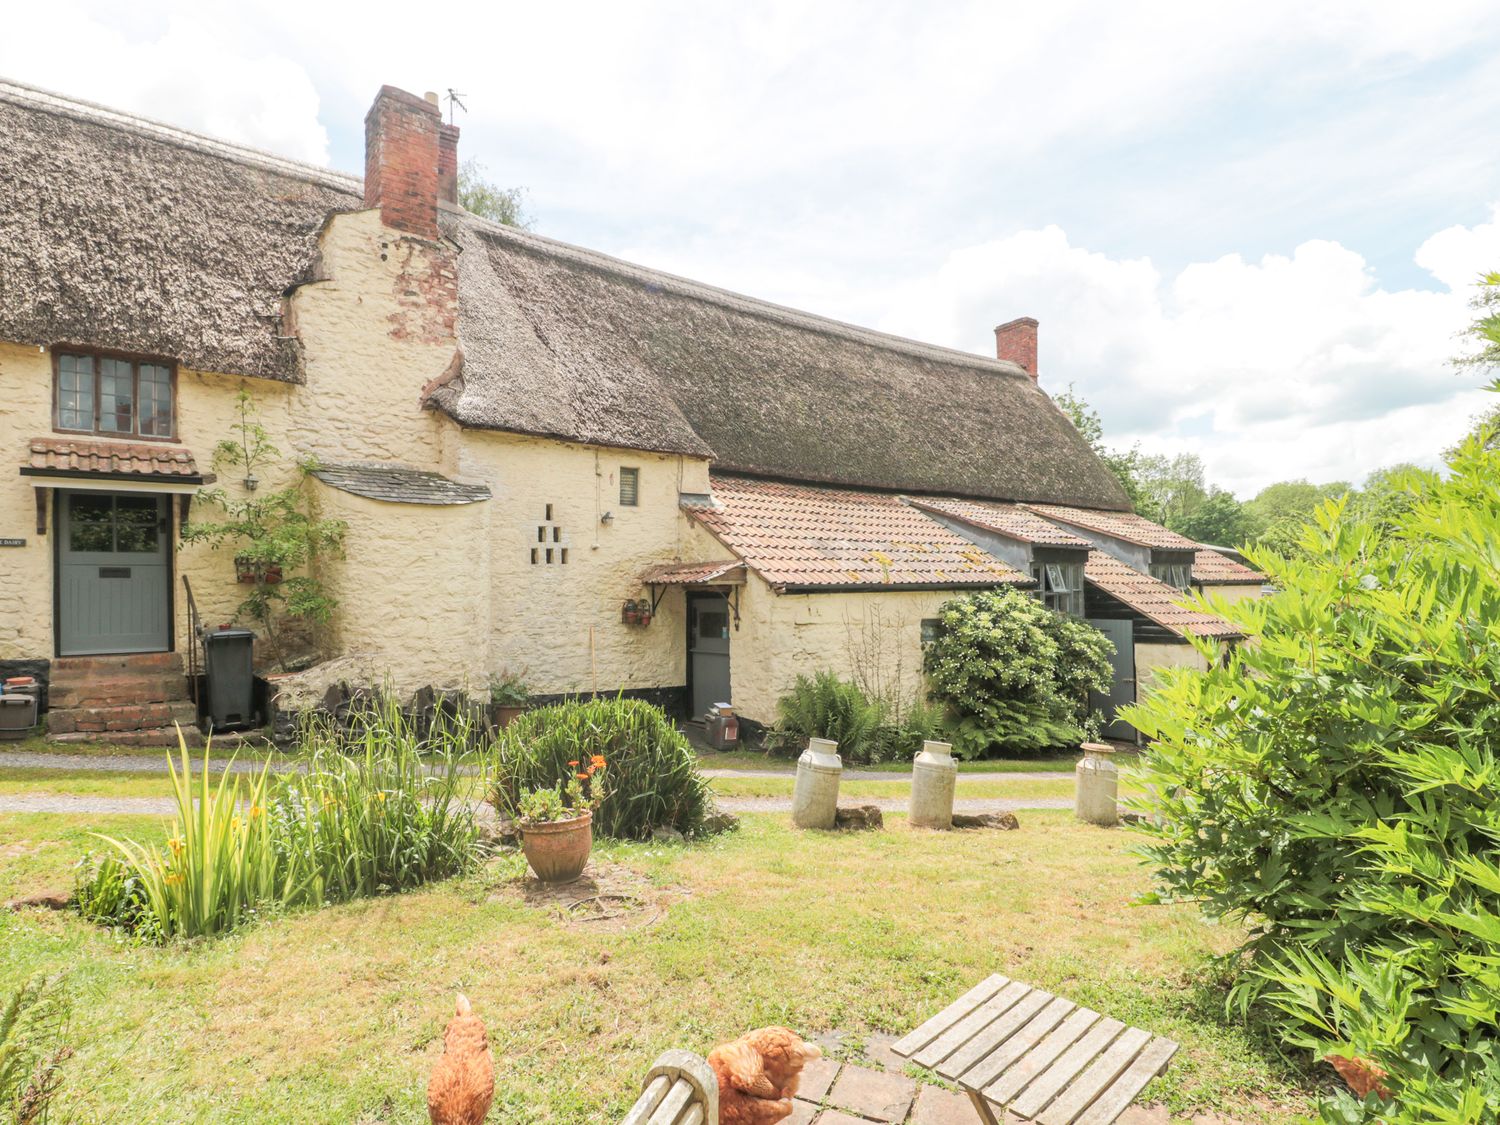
[
  {"xmin": 1032, "ymin": 561, "xmax": 1084, "ymax": 616},
  {"xmin": 55, "ymin": 350, "xmax": 175, "ymax": 439},
  {"xmin": 1149, "ymin": 562, "xmax": 1192, "ymax": 589}
]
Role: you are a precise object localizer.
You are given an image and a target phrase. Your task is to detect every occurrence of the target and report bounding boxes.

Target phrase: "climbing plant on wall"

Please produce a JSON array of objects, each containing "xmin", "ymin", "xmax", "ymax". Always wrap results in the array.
[{"xmin": 182, "ymin": 389, "xmax": 347, "ymax": 669}]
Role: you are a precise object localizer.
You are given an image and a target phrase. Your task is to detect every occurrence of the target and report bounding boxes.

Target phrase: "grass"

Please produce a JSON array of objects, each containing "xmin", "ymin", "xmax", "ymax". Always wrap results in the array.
[{"xmin": 1, "ymin": 809, "xmax": 1319, "ymax": 1123}]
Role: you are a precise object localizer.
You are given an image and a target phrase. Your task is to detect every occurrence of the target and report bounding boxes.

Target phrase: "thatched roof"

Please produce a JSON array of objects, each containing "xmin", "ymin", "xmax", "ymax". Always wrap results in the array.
[
  {"xmin": 433, "ymin": 214, "xmax": 1132, "ymax": 509},
  {"xmin": 0, "ymin": 79, "xmax": 361, "ymax": 381}
]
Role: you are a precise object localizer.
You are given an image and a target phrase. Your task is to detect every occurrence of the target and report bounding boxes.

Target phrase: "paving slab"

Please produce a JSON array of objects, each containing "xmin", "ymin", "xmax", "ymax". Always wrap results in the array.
[
  {"xmin": 786, "ymin": 1099, "xmax": 820, "ymax": 1125},
  {"xmin": 912, "ymin": 1085, "xmax": 1025, "ymax": 1124},
  {"xmin": 817, "ymin": 1112, "xmax": 878, "ymax": 1125},
  {"xmin": 829, "ymin": 1063, "xmax": 917, "ymax": 1123},
  {"xmin": 861, "ymin": 1031, "xmax": 908, "ymax": 1072},
  {"xmin": 1117, "ymin": 1105, "xmax": 1171, "ymax": 1124},
  {"xmin": 799, "ymin": 1056, "xmax": 840, "ymax": 1102}
]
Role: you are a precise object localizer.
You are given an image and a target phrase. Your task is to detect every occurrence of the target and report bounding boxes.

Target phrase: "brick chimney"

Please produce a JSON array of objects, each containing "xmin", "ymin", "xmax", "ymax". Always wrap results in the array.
[
  {"xmin": 438, "ymin": 123, "xmax": 461, "ymax": 205},
  {"xmin": 994, "ymin": 317, "xmax": 1039, "ymax": 380},
  {"xmin": 364, "ymin": 86, "xmax": 443, "ymax": 240}
]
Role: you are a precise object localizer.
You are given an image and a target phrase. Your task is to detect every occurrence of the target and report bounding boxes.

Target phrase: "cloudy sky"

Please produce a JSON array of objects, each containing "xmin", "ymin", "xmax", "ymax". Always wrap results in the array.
[{"xmin": 6, "ymin": 1, "xmax": 1500, "ymax": 495}]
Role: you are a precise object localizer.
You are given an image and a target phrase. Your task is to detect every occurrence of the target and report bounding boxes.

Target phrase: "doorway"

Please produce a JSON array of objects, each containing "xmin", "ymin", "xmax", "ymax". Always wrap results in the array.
[
  {"xmin": 1086, "ymin": 617, "xmax": 1136, "ymax": 740},
  {"xmin": 56, "ymin": 491, "xmax": 171, "ymax": 656},
  {"xmin": 687, "ymin": 591, "xmax": 731, "ymax": 721}
]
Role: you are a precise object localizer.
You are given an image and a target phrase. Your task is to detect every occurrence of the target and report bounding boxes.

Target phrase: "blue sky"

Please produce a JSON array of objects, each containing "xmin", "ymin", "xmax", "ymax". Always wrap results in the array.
[{"xmin": 5, "ymin": 1, "xmax": 1500, "ymax": 495}]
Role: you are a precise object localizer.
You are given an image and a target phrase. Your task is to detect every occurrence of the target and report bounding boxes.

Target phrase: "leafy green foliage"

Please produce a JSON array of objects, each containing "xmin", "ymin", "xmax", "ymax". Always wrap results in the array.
[
  {"xmin": 458, "ymin": 159, "xmax": 532, "ymax": 228},
  {"xmin": 0, "ymin": 975, "xmax": 70, "ymax": 1125},
  {"xmin": 489, "ymin": 697, "xmax": 713, "ymax": 839},
  {"xmin": 1174, "ymin": 487, "xmax": 1259, "ymax": 546},
  {"xmin": 1127, "ymin": 420, "xmax": 1500, "ymax": 1123},
  {"xmin": 1052, "ymin": 385, "xmax": 1161, "ymax": 519},
  {"xmin": 924, "ymin": 588, "xmax": 1112, "ymax": 759},
  {"xmin": 182, "ymin": 390, "xmax": 346, "ymax": 669},
  {"xmin": 78, "ymin": 708, "xmax": 480, "ymax": 939},
  {"xmin": 766, "ymin": 671, "xmax": 944, "ymax": 764}
]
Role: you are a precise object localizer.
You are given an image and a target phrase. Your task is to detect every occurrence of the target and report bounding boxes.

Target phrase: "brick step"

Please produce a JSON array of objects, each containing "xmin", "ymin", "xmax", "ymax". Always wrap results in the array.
[
  {"xmin": 51, "ymin": 652, "xmax": 183, "ymax": 678},
  {"xmin": 51, "ymin": 725, "xmax": 205, "ymax": 749},
  {"xmin": 47, "ymin": 700, "xmax": 198, "ymax": 736},
  {"xmin": 48, "ymin": 675, "xmax": 191, "ymax": 710}
]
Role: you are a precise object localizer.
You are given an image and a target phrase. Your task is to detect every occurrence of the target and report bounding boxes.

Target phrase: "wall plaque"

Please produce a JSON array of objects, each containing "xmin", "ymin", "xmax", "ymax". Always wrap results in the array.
[{"xmin": 0, "ymin": 538, "xmax": 25, "ymax": 547}]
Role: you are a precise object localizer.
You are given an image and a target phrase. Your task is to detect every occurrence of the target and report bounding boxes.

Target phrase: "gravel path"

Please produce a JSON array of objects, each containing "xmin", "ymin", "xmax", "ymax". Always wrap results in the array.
[
  {"xmin": 0, "ymin": 752, "xmax": 1067, "ymax": 785},
  {"xmin": 0, "ymin": 793, "xmax": 1073, "ymax": 817}
]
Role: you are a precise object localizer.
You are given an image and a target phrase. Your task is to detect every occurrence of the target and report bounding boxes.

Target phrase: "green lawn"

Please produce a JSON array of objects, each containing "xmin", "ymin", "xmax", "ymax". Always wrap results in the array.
[{"xmin": 2, "ymin": 809, "xmax": 1319, "ymax": 1123}]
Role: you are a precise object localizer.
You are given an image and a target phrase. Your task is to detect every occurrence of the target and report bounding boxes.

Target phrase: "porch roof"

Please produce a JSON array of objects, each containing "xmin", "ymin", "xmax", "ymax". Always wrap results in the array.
[
  {"xmin": 21, "ymin": 436, "xmax": 210, "ymax": 486},
  {"xmin": 310, "ymin": 462, "xmax": 491, "ymax": 505},
  {"xmin": 1024, "ymin": 503, "xmax": 1200, "ymax": 551},
  {"xmin": 686, "ymin": 476, "xmax": 1031, "ymax": 591},
  {"xmin": 1084, "ymin": 551, "xmax": 1243, "ymax": 640},
  {"xmin": 639, "ymin": 560, "xmax": 746, "ymax": 586}
]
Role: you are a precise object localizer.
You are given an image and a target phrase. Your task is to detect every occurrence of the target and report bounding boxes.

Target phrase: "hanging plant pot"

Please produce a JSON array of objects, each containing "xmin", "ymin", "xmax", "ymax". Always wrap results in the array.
[
  {"xmin": 234, "ymin": 556, "xmax": 258, "ymax": 584},
  {"xmin": 637, "ymin": 608, "xmax": 652, "ymax": 627},
  {"xmin": 262, "ymin": 564, "xmax": 284, "ymax": 585}
]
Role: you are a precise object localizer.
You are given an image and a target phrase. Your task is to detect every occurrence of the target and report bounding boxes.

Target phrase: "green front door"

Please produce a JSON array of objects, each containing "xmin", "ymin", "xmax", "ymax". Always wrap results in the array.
[{"xmin": 57, "ymin": 491, "xmax": 171, "ymax": 656}]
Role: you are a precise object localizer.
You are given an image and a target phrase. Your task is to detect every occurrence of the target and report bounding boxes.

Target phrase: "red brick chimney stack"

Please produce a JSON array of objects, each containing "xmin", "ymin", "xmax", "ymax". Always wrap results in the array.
[
  {"xmin": 994, "ymin": 317, "xmax": 1039, "ymax": 380},
  {"xmin": 364, "ymin": 86, "xmax": 444, "ymax": 239}
]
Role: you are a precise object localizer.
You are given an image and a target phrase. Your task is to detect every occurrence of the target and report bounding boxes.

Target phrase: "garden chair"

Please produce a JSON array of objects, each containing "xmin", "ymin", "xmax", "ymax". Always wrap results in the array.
[
  {"xmin": 891, "ymin": 974, "xmax": 1178, "ymax": 1125},
  {"xmin": 621, "ymin": 1049, "xmax": 719, "ymax": 1125}
]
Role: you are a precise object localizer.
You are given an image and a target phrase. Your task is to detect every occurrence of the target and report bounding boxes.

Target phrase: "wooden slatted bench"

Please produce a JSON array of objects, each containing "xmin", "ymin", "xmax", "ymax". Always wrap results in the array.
[
  {"xmin": 620, "ymin": 1049, "xmax": 719, "ymax": 1125},
  {"xmin": 890, "ymin": 974, "xmax": 1178, "ymax": 1125}
]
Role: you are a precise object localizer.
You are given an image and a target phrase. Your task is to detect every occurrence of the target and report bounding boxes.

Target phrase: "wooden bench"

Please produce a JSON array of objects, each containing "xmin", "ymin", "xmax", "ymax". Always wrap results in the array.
[
  {"xmin": 890, "ymin": 974, "xmax": 1178, "ymax": 1125},
  {"xmin": 621, "ymin": 1049, "xmax": 719, "ymax": 1125}
]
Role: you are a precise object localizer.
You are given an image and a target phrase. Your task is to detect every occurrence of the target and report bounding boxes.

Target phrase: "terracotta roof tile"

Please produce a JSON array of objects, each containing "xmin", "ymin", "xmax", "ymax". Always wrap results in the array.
[
  {"xmin": 1085, "ymin": 551, "xmax": 1243, "ymax": 639},
  {"xmin": 25, "ymin": 436, "xmax": 203, "ymax": 478},
  {"xmin": 1192, "ymin": 548, "xmax": 1263, "ymax": 586},
  {"xmin": 689, "ymin": 476, "xmax": 1030, "ymax": 590},
  {"xmin": 1025, "ymin": 504, "xmax": 1200, "ymax": 550},
  {"xmin": 639, "ymin": 560, "xmax": 747, "ymax": 585},
  {"xmin": 909, "ymin": 497, "xmax": 1092, "ymax": 548}
]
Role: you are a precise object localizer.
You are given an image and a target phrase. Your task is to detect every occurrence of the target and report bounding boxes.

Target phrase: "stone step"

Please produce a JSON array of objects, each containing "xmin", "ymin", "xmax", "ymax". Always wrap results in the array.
[
  {"xmin": 51, "ymin": 652, "xmax": 183, "ymax": 679},
  {"xmin": 48, "ymin": 675, "xmax": 191, "ymax": 710},
  {"xmin": 47, "ymin": 700, "xmax": 198, "ymax": 736},
  {"xmin": 51, "ymin": 725, "xmax": 205, "ymax": 749}
]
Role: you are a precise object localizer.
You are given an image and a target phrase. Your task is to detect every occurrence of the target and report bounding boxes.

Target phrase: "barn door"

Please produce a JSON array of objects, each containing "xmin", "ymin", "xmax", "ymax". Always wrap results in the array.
[{"xmin": 1087, "ymin": 618, "xmax": 1136, "ymax": 741}]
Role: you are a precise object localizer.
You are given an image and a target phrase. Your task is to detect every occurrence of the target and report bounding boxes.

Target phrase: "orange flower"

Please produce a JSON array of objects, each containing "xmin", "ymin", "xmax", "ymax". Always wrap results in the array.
[
  {"xmin": 590, "ymin": 755, "xmax": 606, "ymax": 770},
  {"xmin": 567, "ymin": 760, "xmax": 579, "ymax": 767},
  {"xmin": 576, "ymin": 772, "xmax": 588, "ymax": 781}
]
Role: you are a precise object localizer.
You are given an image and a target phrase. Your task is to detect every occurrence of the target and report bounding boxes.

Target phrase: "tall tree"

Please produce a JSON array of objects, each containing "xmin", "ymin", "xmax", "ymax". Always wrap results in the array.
[
  {"xmin": 1051, "ymin": 386, "xmax": 1160, "ymax": 519},
  {"xmin": 1175, "ymin": 487, "xmax": 1261, "ymax": 547},
  {"xmin": 458, "ymin": 159, "xmax": 533, "ymax": 229}
]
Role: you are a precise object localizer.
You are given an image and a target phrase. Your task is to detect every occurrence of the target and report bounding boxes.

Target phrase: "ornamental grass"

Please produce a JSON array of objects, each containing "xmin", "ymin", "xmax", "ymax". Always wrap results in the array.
[{"xmin": 78, "ymin": 698, "xmax": 481, "ymax": 941}]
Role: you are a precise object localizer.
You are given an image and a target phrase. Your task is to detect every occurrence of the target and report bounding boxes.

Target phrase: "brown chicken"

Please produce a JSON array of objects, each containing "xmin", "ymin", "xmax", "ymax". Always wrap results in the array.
[
  {"xmin": 707, "ymin": 1027, "xmax": 822, "ymax": 1125},
  {"xmin": 427, "ymin": 994, "xmax": 495, "ymax": 1125}
]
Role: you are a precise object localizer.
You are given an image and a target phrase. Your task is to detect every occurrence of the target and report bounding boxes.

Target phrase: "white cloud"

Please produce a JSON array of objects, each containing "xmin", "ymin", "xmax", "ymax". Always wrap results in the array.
[
  {"xmin": 0, "ymin": 3, "xmax": 329, "ymax": 163},
  {"xmin": 866, "ymin": 209, "xmax": 1500, "ymax": 495}
]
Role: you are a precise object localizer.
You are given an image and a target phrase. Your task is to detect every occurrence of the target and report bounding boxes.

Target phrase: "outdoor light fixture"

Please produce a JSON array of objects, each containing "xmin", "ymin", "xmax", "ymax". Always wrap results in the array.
[
  {"xmin": 600, "ymin": 510, "xmax": 614, "ymax": 524},
  {"xmin": 243, "ymin": 475, "xmax": 259, "ymax": 491}
]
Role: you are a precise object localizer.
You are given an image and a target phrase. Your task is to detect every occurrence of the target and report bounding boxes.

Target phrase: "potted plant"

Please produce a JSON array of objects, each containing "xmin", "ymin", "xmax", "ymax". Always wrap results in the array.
[
  {"xmin": 489, "ymin": 671, "xmax": 530, "ymax": 729},
  {"xmin": 517, "ymin": 756, "xmax": 607, "ymax": 883}
]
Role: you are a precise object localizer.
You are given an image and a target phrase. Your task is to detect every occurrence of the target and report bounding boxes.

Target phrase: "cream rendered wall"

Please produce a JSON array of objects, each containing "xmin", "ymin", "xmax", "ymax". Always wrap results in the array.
[
  {"xmin": 1200, "ymin": 583, "xmax": 1265, "ymax": 608},
  {"xmin": 456, "ymin": 430, "xmax": 712, "ymax": 696},
  {"xmin": 0, "ymin": 208, "xmax": 464, "ymax": 675},
  {"xmin": 1135, "ymin": 642, "xmax": 1211, "ymax": 695},
  {"xmin": 314, "ymin": 483, "xmax": 490, "ymax": 695}
]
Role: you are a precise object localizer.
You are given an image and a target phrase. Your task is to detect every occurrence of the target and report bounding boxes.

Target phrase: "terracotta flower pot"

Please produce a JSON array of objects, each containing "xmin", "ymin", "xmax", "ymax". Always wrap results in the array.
[
  {"xmin": 520, "ymin": 811, "xmax": 593, "ymax": 882},
  {"xmin": 493, "ymin": 704, "xmax": 525, "ymax": 730}
]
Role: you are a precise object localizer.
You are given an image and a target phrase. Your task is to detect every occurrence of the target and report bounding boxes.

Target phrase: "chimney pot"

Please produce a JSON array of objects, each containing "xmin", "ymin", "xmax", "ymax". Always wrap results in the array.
[
  {"xmin": 994, "ymin": 317, "xmax": 1039, "ymax": 380},
  {"xmin": 364, "ymin": 85, "xmax": 443, "ymax": 240},
  {"xmin": 424, "ymin": 91, "xmax": 440, "ymax": 106}
]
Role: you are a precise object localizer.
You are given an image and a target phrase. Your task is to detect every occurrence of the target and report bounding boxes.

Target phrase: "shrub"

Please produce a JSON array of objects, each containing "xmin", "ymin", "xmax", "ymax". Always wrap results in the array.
[
  {"xmin": 1127, "ymin": 430, "xmax": 1500, "ymax": 1123},
  {"xmin": 923, "ymin": 587, "xmax": 1113, "ymax": 758},
  {"xmin": 79, "ymin": 701, "xmax": 480, "ymax": 940},
  {"xmin": 0, "ymin": 975, "xmax": 71, "ymax": 1125},
  {"xmin": 489, "ymin": 696, "xmax": 712, "ymax": 839},
  {"xmin": 768, "ymin": 672, "xmax": 946, "ymax": 764}
]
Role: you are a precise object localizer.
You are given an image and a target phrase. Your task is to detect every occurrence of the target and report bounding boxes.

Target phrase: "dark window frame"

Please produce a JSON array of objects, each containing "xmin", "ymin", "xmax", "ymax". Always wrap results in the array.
[
  {"xmin": 1031, "ymin": 561, "xmax": 1085, "ymax": 617},
  {"xmin": 52, "ymin": 346, "xmax": 178, "ymax": 441},
  {"xmin": 619, "ymin": 466, "xmax": 640, "ymax": 507}
]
